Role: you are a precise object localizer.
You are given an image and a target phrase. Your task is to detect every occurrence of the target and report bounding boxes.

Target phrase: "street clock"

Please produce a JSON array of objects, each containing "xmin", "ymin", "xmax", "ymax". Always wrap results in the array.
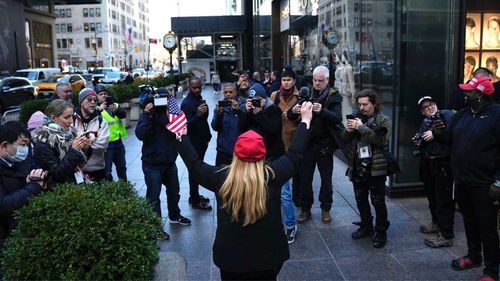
[{"xmin": 163, "ymin": 32, "xmax": 177, "ymax": 51}]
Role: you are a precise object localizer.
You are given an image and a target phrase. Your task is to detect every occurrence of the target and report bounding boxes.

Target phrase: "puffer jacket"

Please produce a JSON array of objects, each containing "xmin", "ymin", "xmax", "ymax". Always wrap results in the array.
[
  {"xmin": 341, "ymin": 111, "xmax": 392, "ymax": 179},
  {"xmin": 270, "ymin": 88, "xmax": 300, "ymax": 151},
  {"xmin": 73, "ymin": 108, "xmax": 110, "ymax": 172}
]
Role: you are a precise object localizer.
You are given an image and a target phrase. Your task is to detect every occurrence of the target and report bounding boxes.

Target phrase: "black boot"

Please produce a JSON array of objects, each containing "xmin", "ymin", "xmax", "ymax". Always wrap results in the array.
[
  {"xmin": 351, "ymin": 218, "xmax": 374, "ymax": 239},
  {"xmin": 372, "ymin": 231, "xmax": 387, "ymax": 248}
]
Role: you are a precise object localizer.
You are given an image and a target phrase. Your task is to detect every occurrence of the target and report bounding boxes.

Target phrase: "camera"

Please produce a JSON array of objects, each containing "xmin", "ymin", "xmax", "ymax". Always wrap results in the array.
[
  {"xmin": 218, "ymin": 100, "xmax": 232, "ymax": 107},
  {"xmin": 29, "ymin": 170, "xmax": 49, "ymax": 182},
  {"xmin": 346, "ymin": 114, "xmax": 355, "ymax": 120},
  {"xmin": 251, "ymin": 97, "xmax": 261, "ymax": 108},
  {"xmin": 138, "ymin": 85, "xmax": 170, "ymax": 108},
  {"xmin": 105, "ymin": 96, "xmax": 114, "ymax": 106},
  {"xmin": 298, "ymin": 96, "xmax": 311, "ymax": 105}
]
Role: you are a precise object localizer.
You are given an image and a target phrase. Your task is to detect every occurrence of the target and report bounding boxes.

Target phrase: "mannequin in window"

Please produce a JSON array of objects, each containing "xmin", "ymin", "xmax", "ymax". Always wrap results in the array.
[
  {"xmin": 485, "ymin": 56, "xmax": 500, "ymax": 103},
  {"xmin": 339, "ymin": 53, "xmax": 355, "ymax": 120},
  {"xmin": 465, "ymin": 17, "xmax": 479, "ymax": 50},
  {"xmin": 334, "ymin": 53, "xmax": 344, "ymax": 91},
  {"xmin": 484, "ymin": 16, "xmax": 500, "ymax": 49},
  {"xmin": 463, "ymin": 56, "xmax": 476, "ymax": 84}
]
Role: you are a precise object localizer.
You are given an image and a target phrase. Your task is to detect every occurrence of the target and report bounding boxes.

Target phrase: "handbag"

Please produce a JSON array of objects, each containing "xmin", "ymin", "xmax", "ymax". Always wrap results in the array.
[{"xmin": 384, "ymin": 150, "xmax": 401, "ymax": 176}]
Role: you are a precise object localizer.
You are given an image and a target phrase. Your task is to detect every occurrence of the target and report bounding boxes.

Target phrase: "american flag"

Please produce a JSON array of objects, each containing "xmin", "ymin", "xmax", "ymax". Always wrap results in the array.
[
  {"xmin": 165, "ymin": 97, "xmax": 187, "ymax": 140},
  {"xmin": 124, "ymin": 27, "xmax": 132, "ymax": 44}
]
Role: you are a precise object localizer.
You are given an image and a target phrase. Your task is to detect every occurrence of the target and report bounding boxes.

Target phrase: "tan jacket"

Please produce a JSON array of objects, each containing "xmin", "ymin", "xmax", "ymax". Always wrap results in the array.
[{"xmin": 270, "ymin": 88, "xmax": 300, "ymax": 151}]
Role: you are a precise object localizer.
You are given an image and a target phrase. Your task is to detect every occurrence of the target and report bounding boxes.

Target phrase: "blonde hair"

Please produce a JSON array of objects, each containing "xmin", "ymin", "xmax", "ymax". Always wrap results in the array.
[{"xmin": 219, "ymin": 155, "xmax": 275, "ymax": 226}]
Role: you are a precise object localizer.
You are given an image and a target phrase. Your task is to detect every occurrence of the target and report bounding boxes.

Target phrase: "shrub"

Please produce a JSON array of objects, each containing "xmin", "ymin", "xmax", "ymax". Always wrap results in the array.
[
  {"xmin": 107, "ymin": 83, "xmax": 135, "ymax": 104},
  {"xmin": 19, "ymin": 99, "xmax": 49, "ymax": 124},
  {"xmin": 1, "ymin": 181, "xmax": 163, "ymax": 281}
]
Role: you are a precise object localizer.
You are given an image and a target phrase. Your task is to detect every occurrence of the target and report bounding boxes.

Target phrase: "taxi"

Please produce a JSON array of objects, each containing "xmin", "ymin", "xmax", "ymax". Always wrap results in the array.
[{"xmin": 36, "ymin": 74, "xmax": 86, "ymax": 98}]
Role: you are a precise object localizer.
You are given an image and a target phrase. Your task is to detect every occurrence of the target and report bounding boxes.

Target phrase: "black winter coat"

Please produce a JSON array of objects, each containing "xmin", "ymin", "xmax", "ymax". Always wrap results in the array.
[
  {"xmin": 181, "ymin": 92, "xmax": 212, "ymax": 147},
  {"xmin": 176, "ymin": 123, "xmax": 311, "ymax": 273},
  {"xmin": 0, "ymin": 157, "xmax": 42, "ymax": 247}
]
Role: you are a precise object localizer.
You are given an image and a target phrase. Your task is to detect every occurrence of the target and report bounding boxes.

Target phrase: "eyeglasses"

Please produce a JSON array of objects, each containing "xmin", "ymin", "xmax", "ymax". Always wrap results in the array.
[
  {"xmin": 85, "ymin": 97, "xmax": 98, "ymax": 103},
  {"xmin": 421, "ymin": 104, "xmax": 435, "ymax": 110}
]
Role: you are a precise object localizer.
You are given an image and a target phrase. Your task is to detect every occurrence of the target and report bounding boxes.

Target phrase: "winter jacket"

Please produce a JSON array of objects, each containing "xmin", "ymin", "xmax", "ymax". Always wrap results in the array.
[
  {"xmin": 211, "ymin": 106, "xmax": 241, "ymax": 156},
  {"xmin": 270, "ymin": 88, "xmax": 300, "ymax": 151},
  {"xmin": 73, "ymin": 108, "xmax": 110, "ymax": 172},
  {"xmin": 180, "ymin": 92, "xmax": 212, "ymax": 147},
  {"xmin": 176, "ymin": 122, "xmax": 311, "ymax": 273},
  {"xmin": 435, "ymin": 103, "xmax": 500, "ymax": 187},
  {"xmin": 341, "ymin": 111, "xmax": 392, "ymax": 179},
  {"xmin": 32, "ymin": 125, "xmax": 87, "ymax": 186},
  {"xmin": 266, "ymin": 80, "xmax": 281, "ymax": 97},
  {"xmin": 238, "ymin": 100, "xmax": 285, "ymax": 161},
  {"xmin": 135, "ymin": 108, "xmax": 179, "ymax": 168},
  {"xmin": 416, "ymin": 110, "xmax": 453, "ymax": 158},
  {"xmin": 0, "ymin": 155, "xmax": 42, "ymax": 247}
]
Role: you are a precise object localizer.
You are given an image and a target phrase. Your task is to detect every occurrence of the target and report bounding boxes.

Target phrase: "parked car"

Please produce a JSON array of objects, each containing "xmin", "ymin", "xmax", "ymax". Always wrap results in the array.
[
  {"xmin": 0, "ymin": 77, "xmax": 35, "ymax": 114},
  {"xmin": 36, "ymin": 74, "xmax": 86, "ymax": 99},
  {"xmin": 14, "ymin": 68, "xmax": 61, "ymax": 86},
  {"xmin": 131, "ymin": 68, "xmax": 145, "ymax": 76},
  {"xmin": 92, "ymin": 67, "xmax": 120, "ymax": 85},
  {"xmin": 100, "ymin": 71, "xmax": 125, "ymax": 86}
]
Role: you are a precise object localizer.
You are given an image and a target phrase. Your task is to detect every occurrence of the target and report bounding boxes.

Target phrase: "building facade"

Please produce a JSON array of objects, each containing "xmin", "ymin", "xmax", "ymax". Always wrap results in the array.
[{"xmin": 55, "ymin": 0, "xmax": 151, "ymax": 70}]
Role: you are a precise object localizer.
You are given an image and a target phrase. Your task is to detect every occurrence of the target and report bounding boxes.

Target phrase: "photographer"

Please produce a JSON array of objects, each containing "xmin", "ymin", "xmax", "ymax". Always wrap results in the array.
[
  {"xmin": 211, "ymin": 83, "xmax": 241, "ymax": 166},
  {"xmin": 175, "ymin": 101, "xmax": 313, "ymax": 280},
  {"xmin": 413, "ymin": 96, "xmax": 454, "ymax": 248},
  {"xmin": 181, "ymin": 77, "xmax": 212, "ymax": 211},
  {"xmin": 341, "ymin": 89, "xmax": 391, "ymax": 248},
  {"xmin": 235, "ymin": 73, "xmax": 251, "ymax": 109},
  {"xmin": 136, "ymin": 87, "xmax": 191, "ymax": 235},
  {"xmin": 95, "ymin": 84, "xmax": 128, "ymax": 181},
  {"xmin": 287, "ymin": 65, "xmax": 343, "ymax": 224},
  {"xmin": 73, "ymin": 88, "xmax": 110, "ymax": 183},
  {"xmin": 0, "ymin": 121, "xmax": 47, "ymax": 248},
  {"xmin": 239, "ymin": 83, "xmax": 285, "ymax": 161}
]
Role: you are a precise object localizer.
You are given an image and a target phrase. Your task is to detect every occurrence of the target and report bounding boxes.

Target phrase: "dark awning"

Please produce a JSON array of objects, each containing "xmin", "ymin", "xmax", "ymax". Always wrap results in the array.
[
  {"xmin": 172, "ymin": 16, "xmax": 246, "ymax": 37},
  {"xmin": 55, "ymin": 0, "xmax": 102, "ymax": 4}
]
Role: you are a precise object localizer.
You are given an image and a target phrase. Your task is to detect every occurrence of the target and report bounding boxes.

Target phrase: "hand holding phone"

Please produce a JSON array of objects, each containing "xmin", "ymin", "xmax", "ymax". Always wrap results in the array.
[{"xmin": 346, "ymin": 114, "xmax": 355, "ymax": 120}]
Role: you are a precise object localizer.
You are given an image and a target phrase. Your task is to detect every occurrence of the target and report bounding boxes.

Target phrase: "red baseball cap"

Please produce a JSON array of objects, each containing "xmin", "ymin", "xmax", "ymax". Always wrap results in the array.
[
  {"xmin": 234, "ymin": 130, "xmax": 266, "ymax": 162},
  {"xmin": 459, "ymin": 76, "xmax": 494, "ymax": 96}
]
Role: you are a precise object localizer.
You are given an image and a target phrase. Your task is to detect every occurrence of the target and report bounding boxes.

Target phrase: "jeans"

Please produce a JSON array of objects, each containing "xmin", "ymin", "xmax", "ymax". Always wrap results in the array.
[
  {"xmin": 142, "ymin": 163, "xmax": 181, "ymax": 220},
  {"xmin": 300, "ymin": 142, "xmax": 334, "ymax": 211},
  {"xmin": 456, "ymin": 184, "xmax": 499, "ymax": 279},
  {"xmin": 189, "ymin": 143, "xmax": 208, "ymax": 202},
  {"xmin": 105, "ymin": 145, "xmax": 127, "ymax": 181},
  {"xmin": 420, "ymin": 158, "xmax": 454, "ymax": 238},
  {"xmin": 281, "ymin": 180, "xmax": 296, "ymax": 229},
  {"xmin": 353, "ymin": 175, "xmax": 389, "ymax": 231}
]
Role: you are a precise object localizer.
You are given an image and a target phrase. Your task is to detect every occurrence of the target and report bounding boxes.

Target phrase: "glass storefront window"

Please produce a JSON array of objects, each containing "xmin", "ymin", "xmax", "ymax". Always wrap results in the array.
[{"xmin": 253, "ymin": 0, "xmax": 272, "ymax": 71}]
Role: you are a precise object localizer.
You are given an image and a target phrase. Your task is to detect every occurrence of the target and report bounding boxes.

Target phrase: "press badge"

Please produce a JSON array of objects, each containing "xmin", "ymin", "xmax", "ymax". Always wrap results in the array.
[{"xmin": 357, "ymin": 141, "xmax": 372, "ymax": 159}]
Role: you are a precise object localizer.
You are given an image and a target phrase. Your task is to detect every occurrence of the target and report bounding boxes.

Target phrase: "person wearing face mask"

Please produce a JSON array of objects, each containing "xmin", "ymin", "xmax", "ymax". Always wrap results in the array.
[
  {"xmin": 32, "ymin": 100, "xmax": 88, "ymax": 187},
  {"xmin": 413, "ymin": 97, "xmax": 455, "ymax": 248},
  {"xmin": 73, "ymin": 88, "xmax": 110, "ymax": 183},
  {"xmin": 0, "ymin": 121, "xmax": 48, "ymax": 248},
  {"xmin": 434, "ymin": 76, "xmax": 500, "ymax": 281}
]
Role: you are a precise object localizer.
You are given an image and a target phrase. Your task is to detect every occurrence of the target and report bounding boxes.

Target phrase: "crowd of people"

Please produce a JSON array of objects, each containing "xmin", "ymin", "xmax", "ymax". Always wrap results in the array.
[{"xmin": 0, "ymin": 63, "xmax": 499, "ymax": 281}]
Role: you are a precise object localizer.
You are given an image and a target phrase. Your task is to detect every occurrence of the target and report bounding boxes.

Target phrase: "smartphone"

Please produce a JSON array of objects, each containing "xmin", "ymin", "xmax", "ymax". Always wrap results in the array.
[
  {"xmin": 105, "ymin": 96, "xmax": 114, "ymax": 106},
  {"xmin": 83, "ymin": 131, "xmax": 98, "ymax": 138},
  {"xmin": 218, "ymin": 100, "xmax": 232, "ymax": 107},
  {"xmin": 200, "ymin": 99, "xmax": 206, "ymax": 104},
  {"xmin": 346, "ymin": 114, "xmax": 355, "ymax": 120}
]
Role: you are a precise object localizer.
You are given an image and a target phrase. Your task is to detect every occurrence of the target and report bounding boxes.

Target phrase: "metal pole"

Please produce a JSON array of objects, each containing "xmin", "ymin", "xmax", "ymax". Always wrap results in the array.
[
  {"xmin": 169, "ymin": 50, "xmax": 173, "ymax": 72},
  {"xmin": 94, "ymin": 32, "xmax": 98, "ymax": 67},
  {"xmin": 13, "ymin": 31, "xmax": 19, "ymax": 69}
]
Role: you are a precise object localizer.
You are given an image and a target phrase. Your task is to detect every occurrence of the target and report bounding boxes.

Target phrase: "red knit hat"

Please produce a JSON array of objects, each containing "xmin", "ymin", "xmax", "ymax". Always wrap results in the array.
[{"xmin": 234, "ymin": 130, "xmax": 266, "ymax": 162}]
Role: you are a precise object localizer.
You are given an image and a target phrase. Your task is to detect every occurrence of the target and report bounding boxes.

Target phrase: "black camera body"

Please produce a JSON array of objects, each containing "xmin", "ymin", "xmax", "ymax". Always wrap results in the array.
[
  {"xmin": 298, "ymin": 96, "xmax": 311, "ymax": 105},
  {"xmin": 105, "ymin": 96, "xmax": 114, "ymax": 106},
  {"xmin": 251, "ymin": 97, "xmax": 261, "ymax": 108},
  {"xmin": 218, "ymin": 100, "xmax": 232, "ymax": 107}
]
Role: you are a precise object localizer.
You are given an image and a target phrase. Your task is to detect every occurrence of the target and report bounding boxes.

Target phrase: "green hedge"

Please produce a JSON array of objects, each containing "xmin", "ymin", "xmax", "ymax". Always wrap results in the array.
[
  {"xmin": 18, "ymin": 99, "xmax": 49, "ymax": 124},
  {"xmin": 1, "ymin": 181, "xmax": 163, "ymax": 280}
]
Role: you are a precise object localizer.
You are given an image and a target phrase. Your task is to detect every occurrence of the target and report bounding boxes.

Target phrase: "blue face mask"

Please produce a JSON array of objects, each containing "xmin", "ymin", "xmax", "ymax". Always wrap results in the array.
[{"xmin": 9, "ymin": 145, "xmax": 29, "ymax": 162}]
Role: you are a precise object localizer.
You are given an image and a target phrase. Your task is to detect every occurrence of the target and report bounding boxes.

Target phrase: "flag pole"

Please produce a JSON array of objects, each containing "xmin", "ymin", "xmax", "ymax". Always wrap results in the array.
[{"xmin": 146, "ymin": 40, "xmax": 151, "ymax": 84}]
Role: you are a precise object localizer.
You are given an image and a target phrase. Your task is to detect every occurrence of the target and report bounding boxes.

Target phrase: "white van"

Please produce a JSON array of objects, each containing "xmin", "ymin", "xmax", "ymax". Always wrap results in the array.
[{"xmin": 14, "ymin": 68, "xmax": 61, "ymax": 86}]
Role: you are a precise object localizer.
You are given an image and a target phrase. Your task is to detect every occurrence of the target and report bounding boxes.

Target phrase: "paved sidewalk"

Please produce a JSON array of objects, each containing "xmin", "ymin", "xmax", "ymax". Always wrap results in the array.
[{"xmin": 118, "ymin": 85, "xmax": 482, "ymax": 281}]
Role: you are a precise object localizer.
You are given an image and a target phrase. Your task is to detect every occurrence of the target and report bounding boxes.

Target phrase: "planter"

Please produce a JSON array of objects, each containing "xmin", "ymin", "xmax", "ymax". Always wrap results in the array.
[
  {"xmin": 120, "ymin": 102, "xmax": 131, "ymax": 128},
  {"xmin": 130, "ymin": 98, "xmax": 141, "ymax": 121}
]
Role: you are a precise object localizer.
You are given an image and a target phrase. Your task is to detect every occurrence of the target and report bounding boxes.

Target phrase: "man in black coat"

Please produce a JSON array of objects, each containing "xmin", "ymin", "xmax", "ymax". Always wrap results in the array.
[
  {"xmin": 0, "ymin": 121, "xmax": 46, "ymax": 248},
  {"xmin": 180, "ymin": 77, "xmax": 212, "ymax": 210},
  {"xmin": 434, "ymin": 76, "xmax": 500, "ymax": 281}
]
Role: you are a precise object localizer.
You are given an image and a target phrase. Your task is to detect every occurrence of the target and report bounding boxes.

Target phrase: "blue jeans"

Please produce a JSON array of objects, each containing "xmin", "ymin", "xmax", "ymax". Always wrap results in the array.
[
  {"xmin": 105, "ymin": 145, "xmax": 127, "ymax": 181},
  {"xmin": 281, "ymin": 180, "xmax": 296, "ymax": 229},
  {"xmin": 142, "ymin": 163, "xmax": 181, "ymax": 220}
]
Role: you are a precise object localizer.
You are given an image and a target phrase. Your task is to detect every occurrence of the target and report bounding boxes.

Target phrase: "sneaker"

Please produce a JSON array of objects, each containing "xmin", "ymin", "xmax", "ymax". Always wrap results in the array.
[
  {"xmin": 321, "ymin": 210, "xmax": 332, "ymax": 223},
  {"xmin": 351, "ymin": 223, "xmax": 374, "ymax": 239},
  {"xmin": 156, "ymin": 230, "xmax": 170, "ymax": 240},
  {"xmin": 192, "ymin": 200, "xmax": 212, "ymax": 210},
  {"xmin": 286, "ymin": 225, "xmax": 298, "ymax": 244},
  {"xmin": 420, "ymin": 222, "xmax": 439, "ymax": 234},
  {"xmin": 424, "ymin": 233, "xmax": 454, "ymax": 248},
  {"xmin": 189, "ymin": 195, "xmax": 210, "ymax": 204},
  {"xmin": 297, "ymin": 210, "xmax": 311, "ymax": 223},
  {"xmin": 169, "ymin": 215, "xmax": 191, "ymax": 226}
]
